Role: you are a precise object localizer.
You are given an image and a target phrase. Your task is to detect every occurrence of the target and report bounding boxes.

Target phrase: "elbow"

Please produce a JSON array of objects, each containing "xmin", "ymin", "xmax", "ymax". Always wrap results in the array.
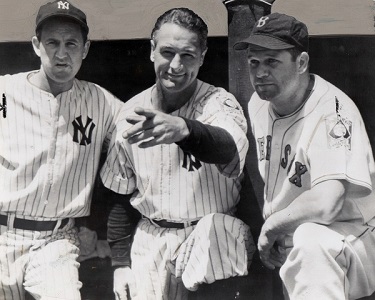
[
  {"xmin": 313, "ymin": 180, "xmax": 346, "ymax": 225},
  {"xmin": 318, "ymin": 197, "xmax": 345, "ymax": 225}
]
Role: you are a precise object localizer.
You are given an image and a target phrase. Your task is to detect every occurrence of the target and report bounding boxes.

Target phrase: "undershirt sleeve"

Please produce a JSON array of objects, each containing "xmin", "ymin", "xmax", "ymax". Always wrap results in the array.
[
  {"xmin": 176, "ymin": 118, "xmax": 237, "ymax": 164},
  {"xmin": 106, "ymin": 190, "xmax": 141, "ymax": 268}
]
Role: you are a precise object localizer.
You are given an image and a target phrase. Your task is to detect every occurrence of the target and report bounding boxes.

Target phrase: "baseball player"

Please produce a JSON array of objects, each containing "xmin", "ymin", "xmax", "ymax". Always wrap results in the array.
[
  {"xmin": 234, "ymin": 13, "xmax": 375, "ymax": 299},
  {"xmin": 100, "ymin": 8, "xmax": 255, "ymax": 300},
  {"xmin": 0, "ymin": 1, "xmax": 124, "ymax": 299}
]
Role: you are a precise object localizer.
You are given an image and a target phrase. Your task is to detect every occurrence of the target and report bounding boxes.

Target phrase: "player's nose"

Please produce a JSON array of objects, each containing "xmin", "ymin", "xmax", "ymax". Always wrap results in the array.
[
  {"xmin": 170, "ymin": 54, "xmax": 183, "ymax": 71},
  {"xmin": 55, "ymin": 45, "xmax": 68, "ymax": 59},
  {"xmin": 256, "ymin": 65, "xmax": 269, "ymax": 78}
]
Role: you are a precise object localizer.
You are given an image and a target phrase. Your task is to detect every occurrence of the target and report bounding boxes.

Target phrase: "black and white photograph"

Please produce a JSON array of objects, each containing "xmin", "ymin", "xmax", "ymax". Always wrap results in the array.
[{"xmin": 0, "ymin": 1, "xmax": 375, "ymax": 299}]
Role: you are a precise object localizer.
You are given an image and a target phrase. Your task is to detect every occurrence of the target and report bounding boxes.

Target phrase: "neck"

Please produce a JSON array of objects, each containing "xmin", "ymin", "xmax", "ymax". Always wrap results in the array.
[
  {"xmin": 273, "ymin": 74, "xmax": 314, "ymax": 117},
  {"xmin": 28, "ymin": 68, "xmax": 73, "ymax": 97},
  {"xmin": 153, "ymin": 80, "xmax": 197, "ymax": 113}
]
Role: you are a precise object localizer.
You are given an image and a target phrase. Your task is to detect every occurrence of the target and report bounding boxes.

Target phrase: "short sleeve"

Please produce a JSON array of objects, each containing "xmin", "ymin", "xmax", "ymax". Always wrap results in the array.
[
  {"xmin": 199, "ymin": 88, "xmax": 249, "ymax": 178},
  {"xmin": 308, "ymin": 102, "xmax": 372, "ymax": 195},
  {"xmin": 100, "ymin": 117, "xmax": 137, "ymax": 195}
]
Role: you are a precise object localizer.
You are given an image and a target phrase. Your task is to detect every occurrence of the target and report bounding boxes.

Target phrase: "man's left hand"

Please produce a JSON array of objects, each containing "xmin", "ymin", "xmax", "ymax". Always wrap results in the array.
[{"xmin": 258, "ymin": 225, "xmax": 286, "ymax": 270}]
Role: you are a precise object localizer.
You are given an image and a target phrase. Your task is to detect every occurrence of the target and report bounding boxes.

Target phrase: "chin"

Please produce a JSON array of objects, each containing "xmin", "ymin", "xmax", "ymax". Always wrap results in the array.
[
  {"xmin": 256, "ymin": 89, "xmax": 276, "ymax": 101},
  {"xmin": 256, "ymin": 92, "xmax": 269, "ymax": 101},
  {"xmin": 161, "ymin": 82, "xmax": 184, "ymax": 92}
]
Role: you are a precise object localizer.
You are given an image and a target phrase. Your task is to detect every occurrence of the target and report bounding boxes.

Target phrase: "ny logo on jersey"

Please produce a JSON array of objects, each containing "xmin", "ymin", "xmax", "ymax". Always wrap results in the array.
[
  {"xmin": 72, "ymin": 116, "xmax": 95, "ymax": 146},
  {"xmin": 0, "ymin": 93, "xmax": 6, "ymax": 118},
  {"xmin": 182, "ymin": 152, "xmax": 202, "ymax": 172},
  {"xmin": 57, "ymin": 1, "xmax": 69, "ymax": 9}
]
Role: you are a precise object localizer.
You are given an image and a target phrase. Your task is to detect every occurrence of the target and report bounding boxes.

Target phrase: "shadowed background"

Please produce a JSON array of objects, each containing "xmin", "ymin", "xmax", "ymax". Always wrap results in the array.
[{"xmin": 1, "ymin": 1, "xmax": 375, "ymax": 299}]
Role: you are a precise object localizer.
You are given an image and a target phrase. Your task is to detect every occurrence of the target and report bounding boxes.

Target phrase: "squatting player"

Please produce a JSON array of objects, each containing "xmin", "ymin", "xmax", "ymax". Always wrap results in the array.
[
  {"xmin": 100, "ymin": 8, "xmax": 256, "ymax": 300},
  {"xmin": 234, "ymin": 13, "xmax": 375, "ymax": 299},
  {"xmin": 0, "ymin": 1, "xmax": 124, "ymax": 299}
]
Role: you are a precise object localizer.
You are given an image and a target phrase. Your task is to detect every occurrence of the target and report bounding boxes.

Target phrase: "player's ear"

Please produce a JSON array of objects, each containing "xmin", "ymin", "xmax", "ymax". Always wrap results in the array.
[
  {"xmin": 199, "ymin": 48, "xmax": 207, "ymax": 67},
  {"xmin": 298, "ymin": 52, "xmax": 309, "ymax": 74},
  {"xmin": 150, "ymin": 39, "xmax": 155, "ymax": 62},
  {"xmin": 82, "ymin": 40, "xmax": 91, "ymax": 60},
  {"xmin": 32, "ymin": 36, "xmax": 41, "ymax": 58}
]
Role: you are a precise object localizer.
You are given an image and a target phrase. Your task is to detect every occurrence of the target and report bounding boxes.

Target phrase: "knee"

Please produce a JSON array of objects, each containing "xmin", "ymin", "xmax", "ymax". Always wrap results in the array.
[
  {"xmin": 200, "ymin": 213, "xmax": 247, "ymax": 233},
  {"xmin": 199, "ymin": 213, "xmax": 251, "ymax": 245},
  {"xmin": 293, "ymin": 222, "xmax": 324, "ymax": 246},
  {"xmin": 291, "ymin": 222, "xmax": 341, "ymax": 257}
]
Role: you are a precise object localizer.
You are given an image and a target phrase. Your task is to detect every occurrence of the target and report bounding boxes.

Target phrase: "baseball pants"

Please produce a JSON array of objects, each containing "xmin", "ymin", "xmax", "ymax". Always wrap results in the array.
[
  {"xmin": 0, "ymin": 217, "xmax": 81, "ymax": 300},
  {"xmin": 130, "ymin": 213, "xmax": 255, "ymax": 300},
  {"xmin": 280, "ymin": 221, "xmax": 375, "ymax": 300}
]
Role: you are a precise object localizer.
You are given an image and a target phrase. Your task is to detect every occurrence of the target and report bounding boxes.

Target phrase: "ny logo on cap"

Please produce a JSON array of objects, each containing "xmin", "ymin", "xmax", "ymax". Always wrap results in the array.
[
  {"xmin": 57, "ymin": 1, "xmax": 69, "ymax": 10},
  {"xmin": 257, "ymin": 16, "xmax": 269, "ymax": 28}
]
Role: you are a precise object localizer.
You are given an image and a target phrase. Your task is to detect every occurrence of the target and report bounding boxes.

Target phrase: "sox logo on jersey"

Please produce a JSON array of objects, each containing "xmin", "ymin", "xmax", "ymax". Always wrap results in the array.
[
  {"xmin": 255, "ymin": 95, "xmax": 354, "ymax": 190},
  {"xmin": 248, "ymin": 75, "xmax": 373, "ymax": 223},
  {"xmin": 257, "ymin": 135, "xmax": 308, "ymax": 188}
]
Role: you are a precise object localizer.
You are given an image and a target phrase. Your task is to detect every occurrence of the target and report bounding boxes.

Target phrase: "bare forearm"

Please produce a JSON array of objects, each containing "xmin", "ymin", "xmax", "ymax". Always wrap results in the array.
[
  {"xmin": 264, "ymin": 180, "xmax": 346, "ymax": 238},
  {"xmin": 257, "ymin": 180, "xmax": 346, "ymax": 269}
]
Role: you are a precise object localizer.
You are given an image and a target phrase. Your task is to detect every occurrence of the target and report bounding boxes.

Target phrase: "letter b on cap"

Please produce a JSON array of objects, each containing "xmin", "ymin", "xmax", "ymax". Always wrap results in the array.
[{"xmin": 257, "ymin": 16, "xmax": 269, "ymax": 28}]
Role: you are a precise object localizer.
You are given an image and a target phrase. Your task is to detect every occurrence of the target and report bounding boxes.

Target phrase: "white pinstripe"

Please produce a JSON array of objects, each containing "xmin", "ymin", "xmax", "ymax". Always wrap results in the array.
[
  {"xmin": 101, "ymin": 80, "xmax": 248, "ymax": 220},
  {"xmin": 0, "ymin": 221, "xmax": 81, "ymax": 300},
  {"xmin": 101, "ymin": 80, "xmax": 254, "ymax": 299},
  {"xmin": 0, "ymin": 71, "xmax": 123, "ymax": 219},
  {"xmin": 0, "ymin": 71, "xmax": 124, "ymax": 299}
]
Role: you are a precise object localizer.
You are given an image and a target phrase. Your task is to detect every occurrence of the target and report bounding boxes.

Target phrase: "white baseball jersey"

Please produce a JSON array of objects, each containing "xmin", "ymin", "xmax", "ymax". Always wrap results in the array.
[
  {"xmin": 101, "ymin": 79, "xmax": 249, "ymax": 221},
  {"xmin": 249, "ymin": 74, "xmax": 375, "ymax": 224},
  {"xmin": 101, "ymin": 80, "xmax": 253, "ymax": 299},
  {"xmin": 0, "ymin": 71, "xmax": 124, "ymax": 219}
]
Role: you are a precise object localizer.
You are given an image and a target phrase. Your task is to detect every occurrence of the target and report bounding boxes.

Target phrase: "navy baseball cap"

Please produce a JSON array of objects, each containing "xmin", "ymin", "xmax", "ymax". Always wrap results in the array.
[
  {"xmin": 234, "ymin": 13, "xmax": 309, "ymax": 52},
  {"xmin": 36, "ymin": 1, "xmax": 89, "ymax": 34}
]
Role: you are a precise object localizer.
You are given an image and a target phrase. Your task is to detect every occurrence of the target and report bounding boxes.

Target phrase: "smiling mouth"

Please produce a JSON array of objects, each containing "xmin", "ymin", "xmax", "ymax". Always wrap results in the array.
[{"xmin": 167, "ymin": 73, "xmax": 184, "ymax": 78}]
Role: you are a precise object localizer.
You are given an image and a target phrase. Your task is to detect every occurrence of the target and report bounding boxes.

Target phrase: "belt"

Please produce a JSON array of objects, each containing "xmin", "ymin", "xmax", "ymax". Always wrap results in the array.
[
  {"xmin": 148, "ymin": 218, "xmax": 199, "ymax": 229},
  {"xmin": 0, "ymin": 214, "xmax": 70, "ymax": 231}
]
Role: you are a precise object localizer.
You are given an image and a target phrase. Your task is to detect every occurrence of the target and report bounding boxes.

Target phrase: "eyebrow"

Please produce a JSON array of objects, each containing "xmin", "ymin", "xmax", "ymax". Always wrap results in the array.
[{"xmin": 159, "ymin": 44, "xmax": 197, "ymax": 52}]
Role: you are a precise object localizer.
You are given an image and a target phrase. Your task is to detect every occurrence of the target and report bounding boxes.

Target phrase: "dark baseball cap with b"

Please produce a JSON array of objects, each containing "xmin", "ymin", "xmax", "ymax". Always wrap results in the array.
[
  {"xmin": 36, "ymin": 1, "xmax": 89, "ymax": 34},
  {"xmin": 234, "ymin": 13, "xmax": 308, "ymax": 52}
]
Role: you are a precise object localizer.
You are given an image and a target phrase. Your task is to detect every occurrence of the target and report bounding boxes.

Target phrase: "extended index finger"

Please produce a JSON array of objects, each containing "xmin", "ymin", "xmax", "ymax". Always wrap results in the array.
[{"xmin": 123, "ymin": 108, "xmax": 157, "ymax": 139}]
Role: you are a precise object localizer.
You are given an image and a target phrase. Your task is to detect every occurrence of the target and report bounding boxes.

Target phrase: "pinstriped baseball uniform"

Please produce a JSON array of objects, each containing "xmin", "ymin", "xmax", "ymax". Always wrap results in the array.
[
  {"xmin": 0, "ymin": 71, "xmax": 123, "ymax": 218},
  {"xmin": 101, "ymin": 80, "xmax": 255, "ymax": 299},
  {"xmin": 249, "ymin": 74, "xmax": 375, "ymax": 299},
  {"xmin": 0, "ymin": 71, "xmax": 124, "ymax": 299},
  {"xmin": 101, "ymin": 80, "xmax": 248, "ymax": 219}
]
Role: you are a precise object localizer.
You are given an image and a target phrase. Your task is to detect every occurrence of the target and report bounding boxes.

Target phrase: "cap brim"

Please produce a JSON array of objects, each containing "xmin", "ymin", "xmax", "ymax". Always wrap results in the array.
[
  {"xmin": 36, "ymin": 14, "xmax": 88, "ymax": 33},
  {"xmin": 234, "ymin": 34, "xmax": 295, "ymax": 51}
]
